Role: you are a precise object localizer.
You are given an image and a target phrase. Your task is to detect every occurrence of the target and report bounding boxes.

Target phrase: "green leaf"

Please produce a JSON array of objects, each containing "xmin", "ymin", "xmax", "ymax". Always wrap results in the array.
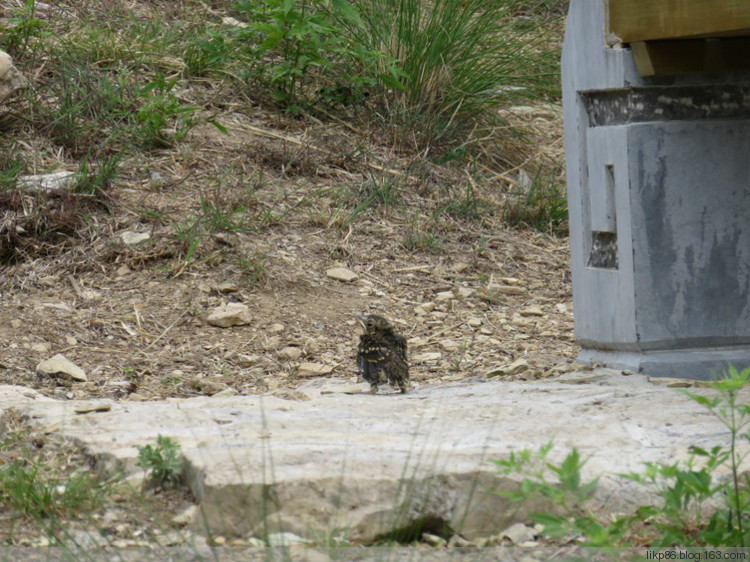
[
  {"xmin": 209, "ymin": 119, "xmax": 228, "ymax": 136},
  {"xmin": 331, "ymin": 0, "xmax": 362, "ymax": 26},
  {"xmin": 530, "ymin": 513, "xmax": 570, "ymax": 538}
]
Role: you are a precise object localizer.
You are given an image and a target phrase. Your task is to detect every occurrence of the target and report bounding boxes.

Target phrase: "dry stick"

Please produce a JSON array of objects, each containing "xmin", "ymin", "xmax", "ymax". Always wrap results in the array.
[
  {"xmin": 313, "ymin": 107, "xmax": 370, "ymax": 137},
  {"xmin": 67, "ymin": 275, "xmax": 83, "ymax": 300},
  {"xmin": 231, "ymin": 124, "xmax": 421, "ymax": 182},
  {"xmin": 142, "ymin": 308, "xmax": 190, "ymax": 352},
  {"xmin": 415, "ymin": 321, "xmax": 468, "ymax": 347}
]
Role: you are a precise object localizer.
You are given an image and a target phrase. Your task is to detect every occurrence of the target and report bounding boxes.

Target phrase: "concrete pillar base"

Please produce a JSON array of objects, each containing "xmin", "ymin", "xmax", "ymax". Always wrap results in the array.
[
  {"xmin": 578, "ymin": 348, "xmax": 750, "ymax": 380},
  {"xmin": 562, "ymin": 0, "xmax": 750, "ymax": 380}
]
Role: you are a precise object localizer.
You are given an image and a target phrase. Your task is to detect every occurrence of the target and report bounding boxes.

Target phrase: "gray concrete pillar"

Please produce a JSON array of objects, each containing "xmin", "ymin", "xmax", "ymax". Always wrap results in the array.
[{"xmin": 562, "ymin": 0, "xmax": 750, "ymax": 379}]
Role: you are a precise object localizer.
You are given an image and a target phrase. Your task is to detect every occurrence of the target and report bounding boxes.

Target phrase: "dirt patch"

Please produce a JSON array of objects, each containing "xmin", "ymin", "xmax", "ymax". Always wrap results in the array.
[{"xmin": 0, "ymin": 1, "xmax": 574, "ymax": 402}]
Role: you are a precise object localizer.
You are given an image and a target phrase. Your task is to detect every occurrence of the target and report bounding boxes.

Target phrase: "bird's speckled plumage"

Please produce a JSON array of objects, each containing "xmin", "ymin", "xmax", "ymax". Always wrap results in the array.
[{"xmin": 355, "ymin": 314, "xmax": 409, "ymax": 394}]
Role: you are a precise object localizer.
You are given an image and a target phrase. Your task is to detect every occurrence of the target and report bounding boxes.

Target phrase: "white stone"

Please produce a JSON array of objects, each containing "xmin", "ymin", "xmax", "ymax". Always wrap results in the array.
[
  {"xmin": 207, "ymin": 303, "xmax": 251, "ymax": 328},
  {"xmin": 172, "ymin": 505, "xmax": 198, "ymax": 527},
  {"xmin": 17, "ymin": 171, "xmax": 76, "ymax": 193},
  {"xmin": 36, "ymin": 354, "xmax": 87, "ymax": 382},
  {"xmin": 266, "ymin": 532, "xmax": 309, "ymax": 546},
  {"xmin": 501, "ymin": 522, "xmax": 536, "ymax": 544},
  {"xmin": 422, "ymin": 532, "xmax": 446, "ymax": 546},
  {"xmin": 439, "ymin": 339, "xmax": 461, "ymax": 352},
  {"xmin": 326, "ymin": 267, "xmax": 358, "ymax": 282},
  {"xmin": 0, "ymin": 50, "xmax": 28, "ymax": 104},
  {"xmin": 435, "ymin": 291, "xmax": 454, "ymax": 301},
  {"xmin": 278, "ymin": 347, "xmax": 303, "ymax": 361},
  {"xmin": 296, "ymin": 363, "xmax": 333, "ymax": 378},
  {"xmin": 417, "ymin": 302, "xmax": 436, "ymax": 314},
  {"xmin": 520, "ymin": 306, "xmax": 544, "ymax": 317},
  {"xmin": 120, "ymin": 231, "xmax": 151, "ymax": 246}
]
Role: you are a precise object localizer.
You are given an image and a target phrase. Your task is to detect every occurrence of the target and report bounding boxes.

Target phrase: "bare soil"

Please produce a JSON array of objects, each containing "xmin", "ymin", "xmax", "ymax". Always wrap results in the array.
[{"xmin": 1, "ymin": 102, "xmax": 575, "ymax": 403}]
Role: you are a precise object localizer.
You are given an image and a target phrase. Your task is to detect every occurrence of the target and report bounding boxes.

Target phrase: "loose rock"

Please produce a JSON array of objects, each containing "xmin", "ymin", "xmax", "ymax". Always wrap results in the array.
[
  {"xmin": 31, "ymin": 343, "xmax": 51, "ymax": 353},
  {"xmin": 266, "ymin": 532, "xmax": 309, "ymax": 546},
  {"xmin": 326, "ymin": 267, "xmax": 358, "ymax": 282},
  {"xmin": 439, "ymin": 339, "xmax": 461, "ymax": 352},
  {"xmin": 120, "ymin": 231, "xmax": 151, "ymax": 246},
  {"xmin": 520, "ymin": 306, "xmax": 544, "ymax": 317},
  {"xmin": 207, "ymin": 302, "xmax": 252, "ymax": 328},
  {"xmin": 0, "ymin": 50, "xmax": 28, "ymax": 104},
  {"xmin": 74, "ymin": 401, "xmax": 113, "ymax": 414},
  {"xmin": 36, "ymin": 354, "xmax": 87, "ymax": 382},
  {"xmin": 485, "ymin": 359, "xmax": 529, "ymax": 378},
  {"xmin": 186, "ymin": 377, "xmax": 229, "ymax": 396},
  {"xmin": 296, "ymin": 363, "xmax": 334, "ymax": 378},
  {"xmin": 172, "ymin": 505, "xmax": 198, "ymax": 527},
  {"xmin": 500, "ymin": 522, "xmax": 537, "ymax": 544},
  {"xmin": 422, "ymin": 532, "xmax": 446, "ymax": 547},
  {"xmin": 278, "ymin": 347, "xmax": 303, "ymax": 361},
  {"xmin": 17, "ymin": 171, "xmax": 77, "ymax": 193}
]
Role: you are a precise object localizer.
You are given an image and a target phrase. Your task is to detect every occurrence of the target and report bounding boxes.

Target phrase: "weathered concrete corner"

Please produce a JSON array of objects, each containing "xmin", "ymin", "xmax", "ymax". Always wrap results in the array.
[{"xmin": 562, "ymin": 0, "xmax": 750, "ymax": 379}]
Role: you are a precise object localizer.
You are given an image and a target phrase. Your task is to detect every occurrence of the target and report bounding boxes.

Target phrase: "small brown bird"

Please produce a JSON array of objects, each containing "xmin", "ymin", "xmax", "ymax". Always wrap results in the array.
[{"xmin": 355, "ymin": 314, "xmax": 409, "ymax": 394}]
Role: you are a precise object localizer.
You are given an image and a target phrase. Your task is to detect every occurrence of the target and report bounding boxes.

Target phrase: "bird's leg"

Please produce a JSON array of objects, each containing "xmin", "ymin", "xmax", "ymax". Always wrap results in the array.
[
  {"xmin": 399, "ymin": 385, "xmax": 407, "ymax": 394},
  {"xmin": 369, "ymin": 384, "xmax": 378, "ymax": 395}
]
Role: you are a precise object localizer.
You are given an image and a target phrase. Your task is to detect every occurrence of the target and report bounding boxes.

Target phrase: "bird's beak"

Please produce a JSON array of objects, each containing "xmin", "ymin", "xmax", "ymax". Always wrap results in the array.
[{"xmin": 354, "ymin": 314, "xmax": 367, "ymax": 331}]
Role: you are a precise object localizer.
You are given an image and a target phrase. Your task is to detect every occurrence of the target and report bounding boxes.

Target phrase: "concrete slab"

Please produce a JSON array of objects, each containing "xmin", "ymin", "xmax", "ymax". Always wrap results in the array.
[{"xmin": 0, "ymin": 371, "xmax": 744, "ymax": 543}]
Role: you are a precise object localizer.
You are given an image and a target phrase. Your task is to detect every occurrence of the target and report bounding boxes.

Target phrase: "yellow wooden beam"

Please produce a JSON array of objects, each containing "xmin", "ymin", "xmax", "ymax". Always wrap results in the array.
[{"xmin": 609, "ymin": 0, "xmax": 750, "ymax": 43}]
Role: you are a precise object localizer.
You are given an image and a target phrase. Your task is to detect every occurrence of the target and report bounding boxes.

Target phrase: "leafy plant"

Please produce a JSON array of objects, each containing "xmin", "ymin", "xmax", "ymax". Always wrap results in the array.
[
  {"xmin": 184, "ymin": 28, "xmax": 236, "ymax": 77},
  {"xmin": 235, "ymin": 0, "xmax": 400, "ymax": 110},
  {"xmin": 494, "ymin": 366, "xmax": 750, "ymax": 547},
  {"xmin": 235, "ymin": 0, "xmax": 341, "ymax": 108},
  {"xmin": 135, "ymin": 72, "xmax": 199, "ymax": 148},
  {"xmin": 0, "ymin": 0, "xmax": 47, "ymax": 59},
  {"xmin": 136, "ymin": 435, "xmax": 183, "ymax": 486}
]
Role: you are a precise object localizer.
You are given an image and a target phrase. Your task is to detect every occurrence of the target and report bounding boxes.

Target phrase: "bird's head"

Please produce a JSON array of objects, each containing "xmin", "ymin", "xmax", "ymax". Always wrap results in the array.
[{"xmin": 354, "ymin": 314, "xmax": 392, "ymax": 335}]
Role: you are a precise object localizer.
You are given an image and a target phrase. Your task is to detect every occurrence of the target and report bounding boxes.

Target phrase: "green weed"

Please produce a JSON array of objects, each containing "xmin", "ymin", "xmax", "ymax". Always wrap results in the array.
[
  {"xmin": 494, "ymin": 366, "xmax": 750, "ymax": 547},
  {"xmin": 502, "ymin": 166, "xmax": 568, "ymax": 234},
  {"xmin": 0, "ymin": 0, "xmax": 47, "ymax": 60},
  {"xmin": 184, "ymin": 28, "xmax": 237, "ymax": 77},
  {"xmin": 402, "ymin": 210, "xmax": 443, "ymax": 253},
  {"xmin": 341, "ymin": 0, "xmax": 559, "ymax": 149},
  {"xmin": 136, "ymin": 72, "xmax": 199, "ymax": 148},
  {"xmin": 0, "ymin": 459, "xmax": 110, "ymax": 522},
  {"xmin": 237, "ymin": 252, "xmax": 268, "ymax": 285},
  {"xmin": 136, "ymin": 435, "xmax": 184, "ymax": 487},
  {"xmin": 234, "ymin": 0, "xmax": 396, "ymax": 111}
]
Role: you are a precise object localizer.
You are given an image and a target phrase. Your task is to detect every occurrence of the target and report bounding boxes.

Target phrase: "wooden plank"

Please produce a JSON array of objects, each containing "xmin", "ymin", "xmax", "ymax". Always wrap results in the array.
[
  {"xmin": 630, "ymin": 38, "xmax": 750, "ymax": 77},
  {"xmin": 609, "ymin": 0, "xmax": 750, "ymax": 43}
]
